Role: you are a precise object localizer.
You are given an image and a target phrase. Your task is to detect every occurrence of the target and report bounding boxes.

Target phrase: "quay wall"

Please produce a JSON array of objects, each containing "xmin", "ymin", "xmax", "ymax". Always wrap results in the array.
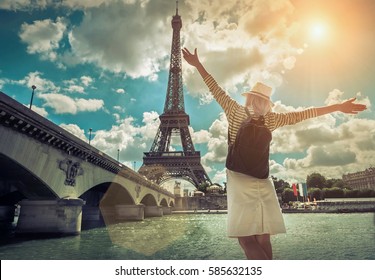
[{"xmin": 174, "ymin": 195, "xmax": 227, "ymax": 211}]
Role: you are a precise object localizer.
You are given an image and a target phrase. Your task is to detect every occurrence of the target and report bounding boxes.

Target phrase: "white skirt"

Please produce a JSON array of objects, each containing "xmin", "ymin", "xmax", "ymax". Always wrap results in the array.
[{"xmin": 226, "ymin": 170, "xmax": 286, "ymax": 237}]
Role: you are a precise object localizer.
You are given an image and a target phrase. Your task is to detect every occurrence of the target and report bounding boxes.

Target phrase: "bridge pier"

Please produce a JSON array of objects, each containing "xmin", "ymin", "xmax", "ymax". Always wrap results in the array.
[
  {"xmin": 162, "ymin": 206, "xmax": 172, "ymax": 215},
  {"xmin": 16, "ymin": 198, "xmax": 84, "ymax": 235},
  {"xmin": 115, "ymin": 204, "xmax": 145, "ymax": 221},
  {"xmin": 0, "ymin": 205, "xmax": 15, "ymax": 226},
  {"xmin": 144, "ymin": 205, "xmax": 163, "ymax": 217}
]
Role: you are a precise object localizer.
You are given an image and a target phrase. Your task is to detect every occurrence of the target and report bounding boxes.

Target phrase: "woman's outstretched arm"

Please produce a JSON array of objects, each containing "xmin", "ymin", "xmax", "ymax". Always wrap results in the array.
[
  {"xmin": 182, "ymin": 48, "xmax": 209, "ymax": 79},
  {"xmin": 315, "ymin": 98, "xmax": 367, "ymax": 116}
]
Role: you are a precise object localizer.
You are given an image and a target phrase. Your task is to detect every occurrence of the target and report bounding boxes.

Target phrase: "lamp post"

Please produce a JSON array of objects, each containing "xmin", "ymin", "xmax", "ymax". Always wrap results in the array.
[
  {"xmin": 117, "ymin": 149, "xmax": 120, "ymax": 162},
  {"xmin": 88, "ymin": 128, "xmax": 92, "ymax": 145},
  {"xmin": 29, "ymin": 85, "xmax": 36, "ymax": 109}
]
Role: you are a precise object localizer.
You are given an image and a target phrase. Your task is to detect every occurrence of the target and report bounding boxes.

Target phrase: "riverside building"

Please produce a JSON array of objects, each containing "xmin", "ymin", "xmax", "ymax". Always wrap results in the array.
[{"xmin": 342, "ymin": 167, "xmax": 375, "ymax": 190}]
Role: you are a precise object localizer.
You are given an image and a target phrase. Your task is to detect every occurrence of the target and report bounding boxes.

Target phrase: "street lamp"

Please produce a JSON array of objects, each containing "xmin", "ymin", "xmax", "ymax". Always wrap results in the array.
[
  {"xmin": 117, "ymin": 149, "xmax": 120, "ymax": 162},
  {"xmin": 88, "ymin": 128, "xmax": 92, "ymax": 145},
  {"xmin": 29, "ymin": 85, "xmax": 36, "ymax": 109}
]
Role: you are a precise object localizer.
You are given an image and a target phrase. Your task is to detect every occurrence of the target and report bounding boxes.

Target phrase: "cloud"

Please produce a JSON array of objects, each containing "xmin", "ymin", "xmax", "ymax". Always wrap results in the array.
[
  {"xmin": 0, "ymin": 0, "xmax": 111, "ymax": 10},
  {"xmin": 116, "ymin": 89, "xmax": 125, "ymax": 94},
  {"xmin": 67, "ymin": 0, "xmax": 173, "ymax": 78},
  {"xmin": 272, "ymin": 117, "xmax": 375, "ymax": 181},
  {"xmin": 38, "ymin": 93, "xmax": 104, "ymax": 114},
  {"xmin": 0, "ymin": 78, "xmax": 8, "ymax": 90},
  {"xmin": 201, "ymin": 113, "xmax": 228, "ymax": 166},
  {"xmin": 26, "ymin": 104, "xmax": 48, "ymax": 117},
  {"xmin": 19, "ymin": 17, "xmax": 67, "ymax": 61},
  {"xmin": 16, "ymin": 72, "xmax": 59, "ymax": 93},
  {"xmin": 80, "ymin": 76, "xmax": 93, "ymax": 87},
  {"xmin": 59, "ymin": 123, "xmax": 88, "ymax": 142},
  {"xmin": 66, "ymin": 85, "xmax": 85, "ymax": 94},
  {"xmin": 181, "ymin": 0, "xmax": 301, "ymax": 103},
  {"xmin": 91, "ymin": 111, "xmax": 160, "ymax": 161}
]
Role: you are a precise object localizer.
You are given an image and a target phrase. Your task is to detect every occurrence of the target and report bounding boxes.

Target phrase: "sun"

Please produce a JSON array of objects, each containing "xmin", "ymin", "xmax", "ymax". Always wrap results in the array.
[{"xmin": 309, "ymin": 21, "xmax": 328, "ymax": 41}]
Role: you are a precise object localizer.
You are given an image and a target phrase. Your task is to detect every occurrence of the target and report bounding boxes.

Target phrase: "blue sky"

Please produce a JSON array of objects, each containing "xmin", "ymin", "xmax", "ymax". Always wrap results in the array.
[{"xmin": 0, "ymin": 0, "xmax": 374, "ymax": 190}]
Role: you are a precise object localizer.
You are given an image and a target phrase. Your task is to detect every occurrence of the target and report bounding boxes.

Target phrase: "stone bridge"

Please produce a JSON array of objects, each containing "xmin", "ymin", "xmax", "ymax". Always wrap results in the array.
[{"xmin": 0, "ymin": 91, "xmax": 174, "ymax": 235}]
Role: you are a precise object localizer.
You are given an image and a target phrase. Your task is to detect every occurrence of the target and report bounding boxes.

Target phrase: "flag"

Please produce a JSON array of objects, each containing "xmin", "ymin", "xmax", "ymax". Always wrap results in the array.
[
  {"xmin": 302, "ymin": 183, "xmax": 308, "ymax": 197},
  {"xmin": 298, "ymin": 183, "xmax": 304, "ymax": 197},
  {"xmin": 292, "ymin": 183, "xmax": 298, "ymax": 196}
]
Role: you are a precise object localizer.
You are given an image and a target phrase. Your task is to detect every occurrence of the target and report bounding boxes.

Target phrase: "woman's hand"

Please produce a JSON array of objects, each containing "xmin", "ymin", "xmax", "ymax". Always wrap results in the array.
[
  {"xmin": 338, "ymin": 98, "xmax": 367, "ymax": 114},
  {"xmin": 182, "ymin": 47, "xmax": 209, "ymax": 78},
  {"xmin": 182, "ymin": 48, "xmax": 201, "ymax": 67}
]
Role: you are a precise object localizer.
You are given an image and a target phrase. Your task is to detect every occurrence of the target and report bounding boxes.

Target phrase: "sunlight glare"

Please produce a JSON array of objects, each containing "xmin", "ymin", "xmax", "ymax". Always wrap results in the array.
[{"xmin": 310, "ymin": 22, "xmax": 327, "ymax": 41}]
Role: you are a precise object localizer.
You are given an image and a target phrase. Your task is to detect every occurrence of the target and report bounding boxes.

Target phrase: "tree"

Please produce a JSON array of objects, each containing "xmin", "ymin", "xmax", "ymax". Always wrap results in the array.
[
  {"xmin": 272, "ymin": 176, "xmax": 290, "ymax": 194},
  {"xmin": 323, "ymin": 187, "xmax": 344, "ymax": 198},
  {"xmin": 282, "ymin": 189, "xmax": 296, "ymax": 203},
  {"xmin": 309, "ymin": 187, "xmax": 323, "ymax": 201},
  {"xmin": 306, "ymin": 173, "xmax": 327, "ymax": 189},
  {"xmin": 197, "ymin": 182, "xmax": 210, "ymax": 193},
  {"xmin": 329, "ymin": 179, "xmax": 346, "ymax": 189}
]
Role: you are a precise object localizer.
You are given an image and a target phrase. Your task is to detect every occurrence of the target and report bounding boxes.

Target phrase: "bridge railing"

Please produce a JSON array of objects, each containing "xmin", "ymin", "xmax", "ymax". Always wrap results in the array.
[{"xmin": 0, "ymin": 91, "xmax": 173, "ymax": 198}]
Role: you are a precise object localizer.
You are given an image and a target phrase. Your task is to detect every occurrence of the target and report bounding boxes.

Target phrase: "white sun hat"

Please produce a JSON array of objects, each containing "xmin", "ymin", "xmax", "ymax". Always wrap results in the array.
[{"xmin": 242, "ymin": 82, "xmax": 274, "ymax": 106}]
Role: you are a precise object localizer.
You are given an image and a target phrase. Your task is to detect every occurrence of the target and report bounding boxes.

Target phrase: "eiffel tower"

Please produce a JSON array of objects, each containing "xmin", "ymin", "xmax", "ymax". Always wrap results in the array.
[{"xmin": 139, "ymin": 3, "xmax": 211, "ymax": 187}]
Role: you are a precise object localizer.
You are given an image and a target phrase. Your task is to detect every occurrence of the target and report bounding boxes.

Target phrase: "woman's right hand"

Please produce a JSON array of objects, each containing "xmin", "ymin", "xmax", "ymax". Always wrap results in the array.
[{"xmin": 182, "ymin": 48, "xmax": 201, "ymax": 67}]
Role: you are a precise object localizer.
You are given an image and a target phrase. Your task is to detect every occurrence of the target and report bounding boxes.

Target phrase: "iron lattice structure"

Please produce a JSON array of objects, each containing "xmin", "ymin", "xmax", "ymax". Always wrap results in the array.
[{"xmin": 139, "ymin": 6, "xmax": 211, "ymax": 187}]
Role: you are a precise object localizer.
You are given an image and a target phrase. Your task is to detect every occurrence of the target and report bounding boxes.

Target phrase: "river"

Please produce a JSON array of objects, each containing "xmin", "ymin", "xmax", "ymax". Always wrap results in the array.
[{"xmin": 0, "ymin": 213, "xmax": 374, "ymax": 260}]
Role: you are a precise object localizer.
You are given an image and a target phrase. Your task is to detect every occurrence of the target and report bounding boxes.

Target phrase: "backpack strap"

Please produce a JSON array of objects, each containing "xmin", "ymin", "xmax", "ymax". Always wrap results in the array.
[{"xmin": 228, "ymin": 107, "xmax": 252, "ymax": 144}]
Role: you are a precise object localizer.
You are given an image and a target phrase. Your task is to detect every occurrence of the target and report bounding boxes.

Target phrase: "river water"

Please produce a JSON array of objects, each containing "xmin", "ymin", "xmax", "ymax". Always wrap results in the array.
[{"xmin": 0, "ymin": 213, "xmax": 374, "ymax": 260}]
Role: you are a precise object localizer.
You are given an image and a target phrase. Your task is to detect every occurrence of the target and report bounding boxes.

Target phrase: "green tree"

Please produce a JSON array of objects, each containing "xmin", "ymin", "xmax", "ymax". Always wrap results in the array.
[
  {"xmin": 197, "ymin": 182, "xmax": 210, "ymax": 193},
  {"xmin": 307, "ymin": 173, "xmax": 327, "ymax": 189},
  {"xmin": 272, "ymin": 176, "xmax": 290, "ymax": 194},
  {"xmin": 322, "ymin": 187, "xmax": 344, "ymax": 198},
  {"xmin": 331, "ymin": 179, "xmax": 345, "ymax": 189},
  {"xmin": 282, "ymin": 188, "xmax": 296, "ymax": 203},
  {"xmin": 309, "ymin": 187, "xmax": 323, "ymax": 201}
]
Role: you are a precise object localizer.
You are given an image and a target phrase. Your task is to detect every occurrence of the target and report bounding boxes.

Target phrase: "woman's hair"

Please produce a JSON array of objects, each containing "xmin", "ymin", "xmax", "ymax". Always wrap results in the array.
[{"xmin": 245, "ymin": 95, "xmax": 272, "ymax": 116}]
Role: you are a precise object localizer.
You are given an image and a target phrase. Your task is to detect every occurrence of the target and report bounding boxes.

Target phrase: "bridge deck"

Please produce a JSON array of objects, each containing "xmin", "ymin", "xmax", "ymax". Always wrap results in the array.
[{"xmin": 0, "ymin": 91, "xmax": 173, "ymax": 198}]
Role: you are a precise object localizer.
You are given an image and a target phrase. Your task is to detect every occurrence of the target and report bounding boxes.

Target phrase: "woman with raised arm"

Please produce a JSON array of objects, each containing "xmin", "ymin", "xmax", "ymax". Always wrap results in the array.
[{"xmin": 182, "ymin": 47, "xmax": 367, "ymax": 260}]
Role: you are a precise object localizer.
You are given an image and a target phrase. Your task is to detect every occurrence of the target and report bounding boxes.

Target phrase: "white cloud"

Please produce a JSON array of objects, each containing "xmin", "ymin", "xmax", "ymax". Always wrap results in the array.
[
  {"xmin": 116, "ymin": 89, "xmax": 125, "ymax": 94},
  {"xmin": 113, "ymin": 105, "xmax": 125, "ymax": 113},
  {"xmin": 19, "ymin": 17, "xmax": 67, "ymax": 61},
  {"xmin": 0, "ymin": 78, "xmax": 8, "ymax": 90},
  {"xmin": 38, "ymin": 93, "xmax": 104, "ymax": 114},
  {"xmin": 25, "ymin": 104, "xmax": 48, "ymax": 117},
  {"xmin": 60, "ymin": 123, "xmax": 88, "ymax": 142},
  {"xmin": 67, "ymin": 0, "xmax": 172, "ymax": 79},
  {"xmin": 66, "ymin": 85, "xmax": 85, "ymax": 94},
  {"xmin": 80, "ymin": 76, "xmax": 93, "ymax": 87},
  {"xmin": 16, "ymin": 72, "xmax": 59, "ymax": 93},
  {"xmin": 201, "ymin": 113, "xmax": 228, "ymax": 166},
  {"xmin": 91, "ymin": 111, "xmax": 160, "ymax": 161}
]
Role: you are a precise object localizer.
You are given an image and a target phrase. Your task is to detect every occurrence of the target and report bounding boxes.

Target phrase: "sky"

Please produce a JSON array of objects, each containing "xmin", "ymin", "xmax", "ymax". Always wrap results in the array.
[{"xmin": 0, "ymin": 0, "xmax": 374, "ymax": 191}]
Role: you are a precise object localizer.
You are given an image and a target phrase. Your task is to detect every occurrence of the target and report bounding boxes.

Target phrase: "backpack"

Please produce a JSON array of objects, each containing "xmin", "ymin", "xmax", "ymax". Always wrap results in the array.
[{"xmin": 225, "ymin": 108, "xmax": 272, "ymax": 179}]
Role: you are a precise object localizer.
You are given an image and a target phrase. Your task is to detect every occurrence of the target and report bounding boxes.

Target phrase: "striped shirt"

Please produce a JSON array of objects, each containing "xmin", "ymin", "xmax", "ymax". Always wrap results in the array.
[{"xmin": 203, "ymin": 74, "xmax": 318, "ymax": 144}]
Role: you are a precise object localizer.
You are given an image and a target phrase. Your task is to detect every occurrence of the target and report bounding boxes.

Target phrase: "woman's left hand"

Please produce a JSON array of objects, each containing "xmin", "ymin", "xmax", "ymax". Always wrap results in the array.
[{"xmin": 338, "ymin": 98, "xmax": 367, "ymax": 114}]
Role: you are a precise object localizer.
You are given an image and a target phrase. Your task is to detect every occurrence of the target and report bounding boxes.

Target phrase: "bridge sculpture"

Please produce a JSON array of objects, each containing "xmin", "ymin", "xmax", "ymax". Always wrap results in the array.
[{"xmin": 0, "ymin": 92, "xmax": 174, "ymax": 235}]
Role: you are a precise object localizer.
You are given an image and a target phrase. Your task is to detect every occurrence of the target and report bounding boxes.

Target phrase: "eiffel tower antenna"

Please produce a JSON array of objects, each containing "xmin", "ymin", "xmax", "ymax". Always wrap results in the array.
[{"xmin": 139, "ymin": 5, "xmax": 211, "ymax": 187}]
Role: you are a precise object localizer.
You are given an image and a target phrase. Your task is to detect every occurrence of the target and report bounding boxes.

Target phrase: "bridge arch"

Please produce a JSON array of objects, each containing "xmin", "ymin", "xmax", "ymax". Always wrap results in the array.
[
  {"xmin": 99, "ymin": 182, "xmax": 136, "ymax": 207},
  {"xmin": 0, "ymin": 153, "xmax": 58, "ymax": 203},
  {"xmin": 140, "ymin": 193, "xmax": 157, "ymax": 206},
  {"xmin": 160, "ymin": 198, "xmax": 168, "ymax": 207}
]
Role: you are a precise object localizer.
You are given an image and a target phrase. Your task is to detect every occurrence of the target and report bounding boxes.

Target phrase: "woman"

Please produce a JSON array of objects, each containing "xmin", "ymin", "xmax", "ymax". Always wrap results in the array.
[{"xmin": 182, "ymin": 47, "xmax": 367, "ymax": 260}]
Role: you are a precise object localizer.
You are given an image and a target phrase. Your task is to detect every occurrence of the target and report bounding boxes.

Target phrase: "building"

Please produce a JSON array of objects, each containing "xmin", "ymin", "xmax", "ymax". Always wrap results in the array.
[{"xmin": 342, "ymin": 167, "xmax": 375, "ymax": 190}]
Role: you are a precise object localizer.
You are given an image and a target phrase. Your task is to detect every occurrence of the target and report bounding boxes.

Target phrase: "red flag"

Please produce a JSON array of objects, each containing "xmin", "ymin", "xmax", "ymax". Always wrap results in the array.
[{"xmin": 292, "ymin": 183, "xmax": 298, "ymax": 196}]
